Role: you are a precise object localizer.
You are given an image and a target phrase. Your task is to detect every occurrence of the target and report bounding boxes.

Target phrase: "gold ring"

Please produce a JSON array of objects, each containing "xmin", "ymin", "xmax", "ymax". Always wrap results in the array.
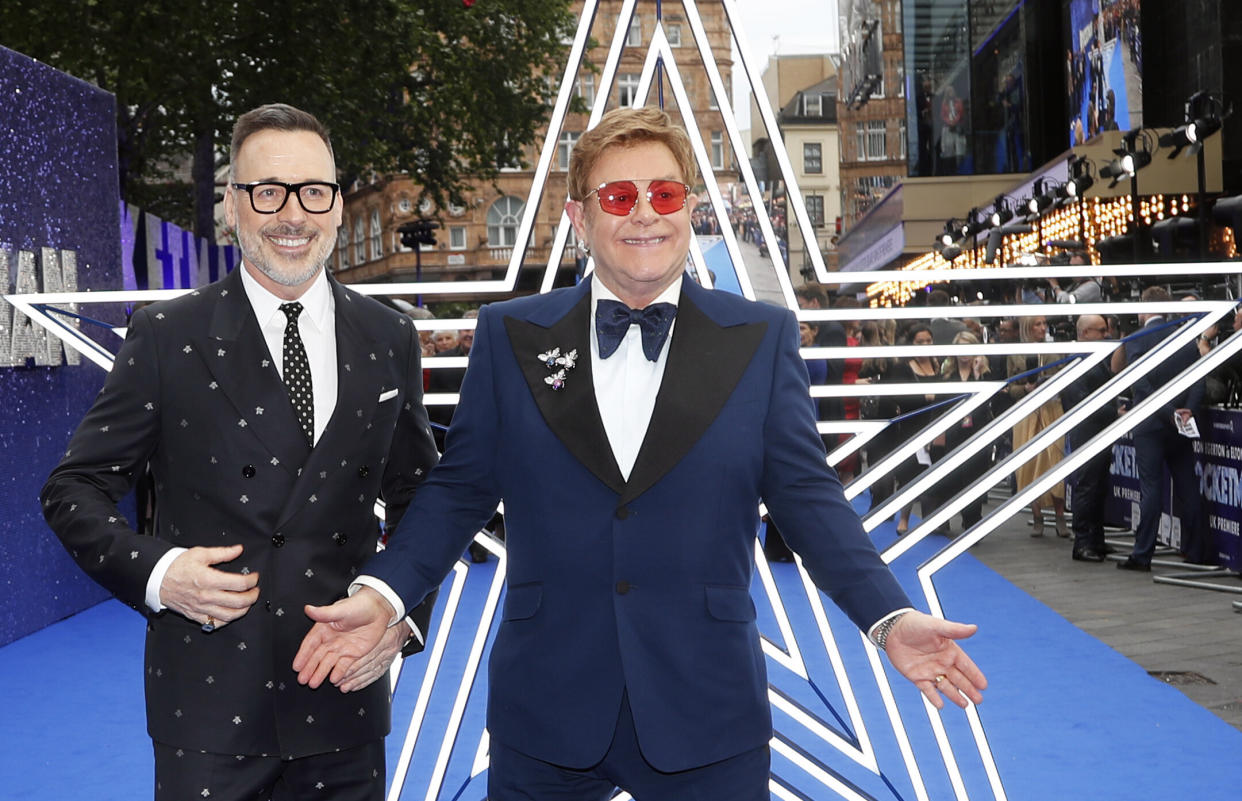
[
  {"xmin": 934, "ymin": 674, "xmax": 946, "ymax": 684},
  {"xmin": 202, "ymin": 616, "xmax": 216, "ymax": 633}
]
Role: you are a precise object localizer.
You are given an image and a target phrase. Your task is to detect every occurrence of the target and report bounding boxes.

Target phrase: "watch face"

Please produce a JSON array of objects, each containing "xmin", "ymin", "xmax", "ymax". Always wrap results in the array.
[
  {"xmin": 397, "ymin": 197, "xmax": 413, "ymax": 214},
  {"xmin": 419, "ymin": 197, "xmax": 434, "ymax": 215}
]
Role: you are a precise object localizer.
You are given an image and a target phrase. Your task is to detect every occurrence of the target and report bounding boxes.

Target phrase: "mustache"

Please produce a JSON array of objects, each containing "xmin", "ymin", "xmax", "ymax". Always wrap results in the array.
[{"xmin": 261, "ymin": 223, "xmax": 316, "ymax": 237}]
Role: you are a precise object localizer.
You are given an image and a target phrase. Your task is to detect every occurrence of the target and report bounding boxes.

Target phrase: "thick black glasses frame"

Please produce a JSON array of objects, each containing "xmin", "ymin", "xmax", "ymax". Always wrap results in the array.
[{"xmin": 231, "ymin": 181, "xmax": 341, "ymax": 214}]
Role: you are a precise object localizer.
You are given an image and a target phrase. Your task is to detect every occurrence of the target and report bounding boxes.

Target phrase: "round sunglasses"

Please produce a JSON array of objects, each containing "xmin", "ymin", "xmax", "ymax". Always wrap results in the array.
[{"xmin": 584, "ymin": 179, "xmax": 691, "ymax": 216}]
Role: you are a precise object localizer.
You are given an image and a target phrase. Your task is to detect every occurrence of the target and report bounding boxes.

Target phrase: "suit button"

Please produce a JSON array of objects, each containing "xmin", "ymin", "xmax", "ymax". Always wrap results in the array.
[
  {"xmin": 271, "ymin": 533, "xmax": 286, "ymax": 548},
  {"xmin": 242, "ymin": 465, "xmax": 256, "ymax": 478},
  {"xmin": 332, "ymin": 532, "xmax": 347, "ymax": 546},
  {"xmin": 615, "ymin": 506, "xmax": 629, "ymax": 520},
  {"xmin": 616, "ymin": 581, "xmax": 631, "ymax": 595},
  {"xmin": 265, "ymin": 600, "xmax": 271, "ymax": 612},
  {"xmin": 358, "ymin": 466, "xmax": 370, "ymax": 478}
]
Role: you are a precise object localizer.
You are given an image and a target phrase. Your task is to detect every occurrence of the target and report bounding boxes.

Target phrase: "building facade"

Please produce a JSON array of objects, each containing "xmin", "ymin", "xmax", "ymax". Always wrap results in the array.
[
  {"xmin": 749, "ymin": 54, "xmax": 842, "ymax": 276},
  {"xmin": 837, "ymin": 0, "xmax": 908, "ymax": 231},
  {"xmin": 335, "ymin": 1, "xmax": 733, "ymax": 294}
]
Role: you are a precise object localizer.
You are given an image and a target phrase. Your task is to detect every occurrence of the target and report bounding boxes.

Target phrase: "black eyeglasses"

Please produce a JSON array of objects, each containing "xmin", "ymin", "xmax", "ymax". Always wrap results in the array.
[{"xmin": 231, "ymin": 181, "xmax": 340, "ymax": 214}]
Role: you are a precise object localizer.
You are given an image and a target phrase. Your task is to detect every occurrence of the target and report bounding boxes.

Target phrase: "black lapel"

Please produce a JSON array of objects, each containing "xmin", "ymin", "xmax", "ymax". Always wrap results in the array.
[
  {"xmin": 504, "ymin": 291, "xmax": 626, "ymax": 495},
  {"xmin": 620, "ymin": 287, "xmax": 768, "ymax": 505},
  {"xmin": 276, "ymin": 279, "xmax": 386, "ymax": 528},
  {"xmin": 193, "ymin": 269, "xmax": 309, "ymax": 475}
]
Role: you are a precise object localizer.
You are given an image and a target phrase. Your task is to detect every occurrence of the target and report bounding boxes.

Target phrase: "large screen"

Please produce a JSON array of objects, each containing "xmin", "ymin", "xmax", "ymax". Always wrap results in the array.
[{"xmin": 1066, "ymin": 0, "xmax": 1143, "ymax": 146}]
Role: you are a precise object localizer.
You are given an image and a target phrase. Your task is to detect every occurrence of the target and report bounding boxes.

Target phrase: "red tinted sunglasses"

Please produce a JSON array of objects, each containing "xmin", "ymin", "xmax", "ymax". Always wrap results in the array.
[{"xmin": 584, "ymin": 179, "xmax": 691, "ymax": 216}]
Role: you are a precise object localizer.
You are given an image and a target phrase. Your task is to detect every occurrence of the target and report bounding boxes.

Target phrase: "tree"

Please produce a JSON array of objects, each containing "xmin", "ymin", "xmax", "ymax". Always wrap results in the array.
[{"xmin": 0, "ymin": 0, "xmax": 578, "ymax": 239}]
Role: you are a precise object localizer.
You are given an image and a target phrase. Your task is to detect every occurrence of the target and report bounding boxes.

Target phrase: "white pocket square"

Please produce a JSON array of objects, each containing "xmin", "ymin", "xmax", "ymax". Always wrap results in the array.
[{"xmin": 378, "ymin": 388, "xmax": 399, "ymax": 403}]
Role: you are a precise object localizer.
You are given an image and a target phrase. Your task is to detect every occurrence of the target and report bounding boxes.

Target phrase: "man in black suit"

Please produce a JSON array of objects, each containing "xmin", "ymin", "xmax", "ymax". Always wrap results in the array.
[
  {"xmin": 41, "ymin": 104, "xmax": 439, "ymax": 800},
  {"xmin": 1061, "ymin": 314, "xmax": 1117, "ymax": 562},
  {"xmin": 1117, "ymin": 287, "xmax": 1215, "ymax": 570}
]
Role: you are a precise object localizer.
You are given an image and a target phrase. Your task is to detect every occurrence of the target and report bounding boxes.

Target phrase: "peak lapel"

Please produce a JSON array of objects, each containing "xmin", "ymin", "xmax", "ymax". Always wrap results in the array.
[
  {"xmin": 504, "ymin": 286, "xmax": 626, "ymax": 495},
  {"xmin": 275, "ymin": 281, "xmax": 387, "ymax": 529},
  {"xmin": 194, "ymin": 271, "xmax": 309, "ymax": 475},
  {"xmin": 621, "ymin": 286, "xmax": 767, "ymax": 505}
]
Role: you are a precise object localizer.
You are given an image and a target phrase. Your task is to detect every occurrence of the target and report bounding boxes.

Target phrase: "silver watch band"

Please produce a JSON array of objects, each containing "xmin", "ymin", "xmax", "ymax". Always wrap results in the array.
[{"xmin": 872, "ymin": 610, "xmax": 910, "ymax": 651}]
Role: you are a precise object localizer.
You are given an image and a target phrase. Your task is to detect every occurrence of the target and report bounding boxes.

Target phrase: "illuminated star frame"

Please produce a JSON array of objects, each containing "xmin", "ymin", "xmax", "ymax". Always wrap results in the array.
[{"xmin": 8, "ymin": 0, "xmax": 1242, "ymax": 797}]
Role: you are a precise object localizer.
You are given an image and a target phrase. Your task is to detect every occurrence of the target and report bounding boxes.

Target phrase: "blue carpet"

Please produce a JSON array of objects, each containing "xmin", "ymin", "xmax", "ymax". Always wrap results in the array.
[{"xmin": 4, "ymin": 519, "xmax": 1242, "ymax": 800}]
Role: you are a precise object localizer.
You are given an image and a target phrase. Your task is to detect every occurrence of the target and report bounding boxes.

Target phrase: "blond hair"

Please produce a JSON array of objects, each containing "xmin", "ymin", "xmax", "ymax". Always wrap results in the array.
[{"xmin": 568, "ymin": 107, "xmax": 698, "ymax": 201}]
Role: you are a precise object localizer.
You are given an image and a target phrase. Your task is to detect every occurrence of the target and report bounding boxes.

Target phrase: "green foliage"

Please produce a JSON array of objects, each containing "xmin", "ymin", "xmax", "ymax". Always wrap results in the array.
[{"xmin": 0, "ymin": 0, "xmax": 578, "ymax": 236}]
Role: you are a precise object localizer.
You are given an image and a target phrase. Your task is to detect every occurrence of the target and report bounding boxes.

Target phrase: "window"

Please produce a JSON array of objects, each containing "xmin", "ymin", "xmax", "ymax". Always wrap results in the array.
[
  {"xmin": 369, "ymin": 209, "xmax": 383, "ymax": 261},
  {"xmin": 354, "ymin": 217, "xmax": 365, "ymax": 264},
  {"xmin": 627, "ymin": 17, "xmax": 641, "ymax": 46},
  {"xmin": 802, "ymin": 93, "xmax": 822, "ymax": 116},
  {"xmin": 710, "ymin": 131, "xmax": 724, "ymax": 170},
  {"xmin": 576, "ymin": 74, "xmax": 595, "ymax": 107},
  {"xmin": 337, "ymin": 224, "xmax": 349, "ymax": 270},
  {"xmin": 803, "ymin": 142, "xmax": 823, "ymax": 174},
  {"xmin": 855, "ymin": 123, "xmax": 866, "ymax": 162},
  {"xmin": 866, "ymin": 120, "xmax": 887, "ymax": 161},
  {"xmin": 896, "ymin": 61, "xmax": 905, "ymax": 98},
  {"xmin": 899, "ymin": 118, "xmax": 907, "ymax": 160},
  {"xmin": 557, "ymin": 131, "xmax": 580, "ymax": 171},
  {"xmin": 618, "ymin": 73, "xmax": 640, "ymax": 107},
  {"xmin": 708, "ymin": 85, "xmax": 719, "ymax": 110},
  {"xmin": 805, "ymin": 195, "xmax": 825, "ymax": 228},
  {"xmin": 666, "ymin": 23, "xmax": 682, "ymax": 47},
  {"xmin": 449, "ymin": 225, "xmax": 467, "ymax": 250},
  {"xmin": 487, "ymin": 196, "xmax": 525, "ymax": 247}
]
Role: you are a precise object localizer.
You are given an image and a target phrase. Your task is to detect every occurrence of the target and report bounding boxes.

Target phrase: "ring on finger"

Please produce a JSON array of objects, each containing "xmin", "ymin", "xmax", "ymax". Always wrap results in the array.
[
  {"xmin": 934, "ymin": 674, "xmax": 946, "ymax": 685},
  {"xmin": 202, "ymin": 616, "xmax": 216, "ymax": 634}
]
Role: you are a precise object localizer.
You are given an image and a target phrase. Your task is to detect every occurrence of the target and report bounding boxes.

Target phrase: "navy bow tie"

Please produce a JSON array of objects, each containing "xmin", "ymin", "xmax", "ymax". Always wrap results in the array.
[{"xmin": 595, "ymin": 299, "xmax": 677, "ymax": 361}]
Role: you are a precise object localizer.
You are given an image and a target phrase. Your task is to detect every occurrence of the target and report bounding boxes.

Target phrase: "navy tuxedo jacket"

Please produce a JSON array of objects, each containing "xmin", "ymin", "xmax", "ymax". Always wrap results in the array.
[
  {"xmin": 368, "ymin": 277, "xmax": 910, "ymax": 771},
  {"xmin": 41, "ymin": 268, "xmax": 439, "ymax": 758}
]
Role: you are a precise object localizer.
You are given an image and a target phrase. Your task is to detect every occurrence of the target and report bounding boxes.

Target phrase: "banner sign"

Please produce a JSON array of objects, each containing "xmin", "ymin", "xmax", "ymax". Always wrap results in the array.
[{"xmin": 1105, "ymin": 408, "xmax": 1242, "ymax": 570}]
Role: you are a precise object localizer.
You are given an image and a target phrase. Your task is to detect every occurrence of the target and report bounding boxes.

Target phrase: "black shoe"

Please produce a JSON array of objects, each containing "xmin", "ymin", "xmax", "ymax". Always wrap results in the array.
[
  {"xmin": 1116, "ymin": 557, "xmax": 1151, "ymax": 572},
  {"xmin": 1072, "ymin": 548, "xmax": 1106, "ymax": 562}
]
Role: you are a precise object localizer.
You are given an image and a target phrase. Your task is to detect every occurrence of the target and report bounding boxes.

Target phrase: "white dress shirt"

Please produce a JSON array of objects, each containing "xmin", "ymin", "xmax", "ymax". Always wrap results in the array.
[
  {"xmin": 590, "ymin": 273, "xmax": 680, "ymax": 479},
  {"xmin": 144, "ymin": 265, "xmax": 338, "ymax": 612}
]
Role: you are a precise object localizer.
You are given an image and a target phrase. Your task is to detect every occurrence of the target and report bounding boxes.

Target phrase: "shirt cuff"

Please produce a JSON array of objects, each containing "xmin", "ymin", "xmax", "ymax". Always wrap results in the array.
[
  {"xmin": 866, "ymin": 607, "xmax": 916, "ymax": 645},
  {"xmin": 349, "ymin": 576, "xmax": 422, "ymax": 644},
  {"xmin": 145, "ymin": 547, "xmax": 188, "ymax": 612}
]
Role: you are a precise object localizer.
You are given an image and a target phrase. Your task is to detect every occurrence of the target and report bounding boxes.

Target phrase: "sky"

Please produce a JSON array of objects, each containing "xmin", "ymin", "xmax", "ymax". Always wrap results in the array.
[{"xmin": 727, "ymin": 0, "xmax": 840, "ymax": 130}]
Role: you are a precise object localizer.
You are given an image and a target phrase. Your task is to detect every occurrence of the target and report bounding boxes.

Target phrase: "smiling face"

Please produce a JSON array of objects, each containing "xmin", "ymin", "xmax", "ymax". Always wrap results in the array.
[
  {"xmin": 565, "ymin": 141, "xmax": 697, "ymax": 308},
  {"xmin": 224, "ymin": 129, "xmax": 341, "ymax": 300}
]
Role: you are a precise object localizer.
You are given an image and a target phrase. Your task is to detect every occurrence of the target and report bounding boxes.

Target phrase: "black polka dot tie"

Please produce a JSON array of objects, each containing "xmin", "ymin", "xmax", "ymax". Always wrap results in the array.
[{"xmin": 279, "ymin": 302, "xmax": 314, "ymax": 446}]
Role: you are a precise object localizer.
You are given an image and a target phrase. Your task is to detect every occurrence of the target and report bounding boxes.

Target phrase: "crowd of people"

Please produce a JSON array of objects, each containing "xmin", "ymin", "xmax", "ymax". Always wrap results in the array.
[{"xmin": 795, "ymin": 282, "xmax": 1237, "ymax": 571}]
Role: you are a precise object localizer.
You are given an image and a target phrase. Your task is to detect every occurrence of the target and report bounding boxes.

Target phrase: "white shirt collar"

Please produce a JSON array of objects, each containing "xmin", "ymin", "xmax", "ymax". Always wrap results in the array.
[
  {"xmin": 589, "ymin": 273, "xmax": 683, "ymax": 311},
  {"xmin": 239, "ymin": 264, "xmax": 333, "ymax": 331}
]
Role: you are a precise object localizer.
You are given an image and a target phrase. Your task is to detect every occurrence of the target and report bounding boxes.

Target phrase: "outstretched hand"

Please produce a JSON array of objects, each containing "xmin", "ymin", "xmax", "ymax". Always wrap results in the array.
[
  {"xmin": 884, "ymin": 611, "xmax": 987, "ymax": 709},
  {"xmin": 293, "ymin": 587, "xmax": 394, "ymax": 690}
]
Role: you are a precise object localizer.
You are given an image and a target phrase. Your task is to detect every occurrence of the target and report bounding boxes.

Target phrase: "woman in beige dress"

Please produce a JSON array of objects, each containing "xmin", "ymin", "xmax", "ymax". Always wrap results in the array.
[{"xmin": 1005, "ymin": 315, "xmax": 1068, "ymax": 537}]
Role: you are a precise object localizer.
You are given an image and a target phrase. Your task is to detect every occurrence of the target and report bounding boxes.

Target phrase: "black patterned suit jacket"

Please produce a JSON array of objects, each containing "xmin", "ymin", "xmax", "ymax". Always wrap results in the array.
[{"xmin": 41, "ymin": 267, "xmax": 439, "ymax": 758}]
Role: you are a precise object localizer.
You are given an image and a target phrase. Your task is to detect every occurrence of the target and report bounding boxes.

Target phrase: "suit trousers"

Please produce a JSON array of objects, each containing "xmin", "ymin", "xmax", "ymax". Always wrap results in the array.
[
  {"xmin": 1070, "ymin": 448, "xmax": 1111, "ymax": 553},
  {"xmin": 153, "ymin": 739, "xmax": 384, "ymax": 801},
  {"xmin": 1132, "ymin": 428, "xmax": 1212, "ymax": 565},
  {"xmin": 487, "ymin": 691, "xmax": 770, "ymax": 801}
]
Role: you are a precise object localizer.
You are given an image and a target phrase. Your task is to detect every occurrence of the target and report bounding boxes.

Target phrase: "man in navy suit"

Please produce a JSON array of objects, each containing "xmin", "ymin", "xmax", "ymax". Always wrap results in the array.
[
  {"xmin": 1116, "ymin": 286, "xmax": 1216, "ymax": 570},
  {"xmin": 294, "ymin": 108, "xmax": 985, "ymax": 799}
]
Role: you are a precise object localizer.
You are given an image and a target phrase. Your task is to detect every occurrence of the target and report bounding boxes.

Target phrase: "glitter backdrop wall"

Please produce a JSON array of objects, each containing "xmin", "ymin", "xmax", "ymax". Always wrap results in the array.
[{"xmin": 0, "ymin": 45, "xmax": 126, "ymax": 646}]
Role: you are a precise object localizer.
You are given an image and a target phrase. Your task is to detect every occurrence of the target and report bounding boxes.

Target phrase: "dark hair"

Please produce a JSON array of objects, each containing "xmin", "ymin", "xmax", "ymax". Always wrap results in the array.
[
  {"xmin": 906, "ymin": 323, "xmax": 933, "ymax": 343},
  {"xmin": 229, "ymin": 103, "xmax": 335, "ymax": 179},
  {"xmin": 795, "ymin": 285, "xmax": 828, "ymax": 307},
  {"xmin": 1140, "ymin": 285, "xmax": 1172, "ymax": 303},
  {"xmin": 927, "ymin": 289, "xmax": 951, "ymax": 307}
]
